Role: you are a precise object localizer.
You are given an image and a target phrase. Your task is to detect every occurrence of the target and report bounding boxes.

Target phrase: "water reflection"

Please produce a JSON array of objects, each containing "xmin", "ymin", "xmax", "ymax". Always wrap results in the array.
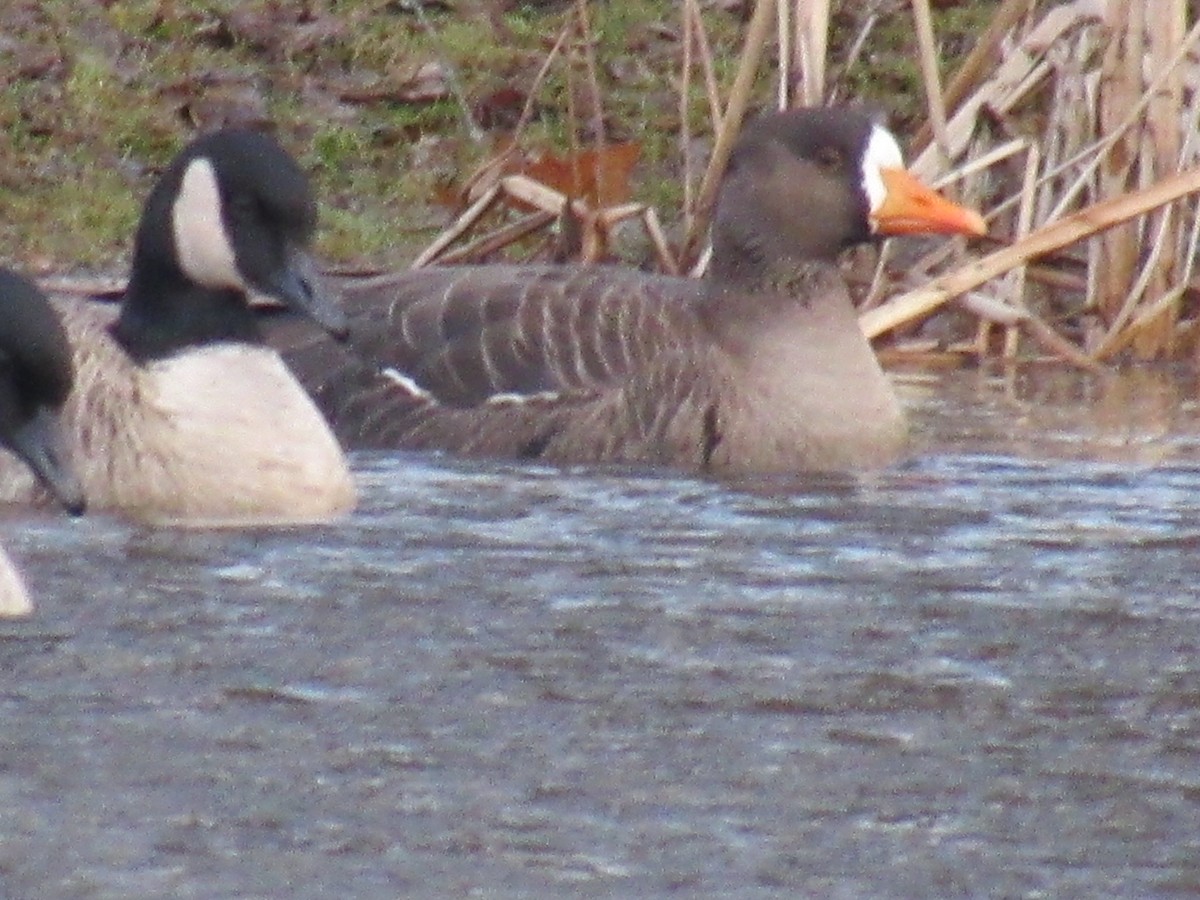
[
  {"xmin": 905, "ymin": 363, "xmax": 1200, "ymax": 464},
  {"xmin": 2, "ymin": 366, "xmax": 1200, "ymax": 896}
]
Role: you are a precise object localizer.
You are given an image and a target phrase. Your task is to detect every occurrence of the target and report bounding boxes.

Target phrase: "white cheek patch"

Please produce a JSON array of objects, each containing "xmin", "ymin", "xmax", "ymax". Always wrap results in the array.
[
  {"xmin": 173, "ymin": 158, "xmax": 246, "ymax": 290},
  {"xmin": 860, "ymin": 124, "xmax": 905, "ymax": 227}
]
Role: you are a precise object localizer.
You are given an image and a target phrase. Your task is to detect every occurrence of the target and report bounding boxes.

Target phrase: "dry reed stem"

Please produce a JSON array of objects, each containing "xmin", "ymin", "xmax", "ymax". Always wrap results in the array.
[
  {"xmin": 793, "ymin": 0, "xmax": 831, "ymax": 106},
  {"xmin": 640, "ymin": 207, "xmax": 680, "ymax": 275},
  {"xmin": 680, "ymin": 0, "xmax": 695, "ymax": 237},
  {"xmin": 911, "ymin": 0, "xmax": 1036, "ymax": 151},
  {"xmin": 682, "ymin": 0, "xmax": 778, "ymax": 264},
  {"xmin": 909, "ymin": 0, "xmax": 1105, "ymax": 178},
  {"xmin": 679, "ymin": 0, "xmax": 725, "ymax": 238},
  {"xmin": 1037, "ymin": 18, "xmax": 1200, "ymax": 225},
  {"xmin": 1021, "ymin": 316, "xmax": 1104, "ymax": 370},
  {"xmin": 1130, "ymin": 0, "xmax": 1185, "ymax": 356},
  {"xmin": 1090, "ymin": 210, "xmax": 1178, "ymax": 360},
  {"xmin": 909, "ymin": 0, "xmax": 950, "ymax": 164},
  {"xmin": 970, "ymin": 15, "xmax": 1195, "ymax": 233},
  {"xmin": 687, "ymin": 0, "xmax": 724, "ymax": 129},
  {"xmin": 411, "ymin": 183, "xmax": 503, "ymax": 268},
  {"xmin": 927, "ymin": 139, "xmax": 1031, "ymax": 200},
  {"xmin": 838, "ymin": 12, "xmax": 878, "ymax": 83},
  {"xmin": 996, "ymin": 141, "xmax": 1041, "ymax": 358},
  {"xmin": 571, "ymin": 0, "xmax": 610, "ymax": 203},
  {"xmin": 514, "ymin": 20, "xmax": 573, "ymax": 139},
  {"xmin": 1096, "ymin": 0, "xmax": 1143, "ymax": 325},
  {"xmin": 451, "ymin": 18, "xmax": 574, "ymax": 209},
  {"xmin": 435, "ymin": 211, "xmax": 556, "ymax": 265}
]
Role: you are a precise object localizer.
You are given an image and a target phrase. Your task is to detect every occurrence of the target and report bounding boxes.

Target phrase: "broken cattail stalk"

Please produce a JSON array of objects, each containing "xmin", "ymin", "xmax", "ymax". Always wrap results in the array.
[
  {"xmin": 412, "ymin": 183, "xmax": 504, "ymax": 269},
  {"xmin": 958, "ymin": 291, "xmax": 1027, "ymax": 326},
  {"xmin": 436, "ymin": 212, "xmax": 557, "ymax": 265},
  {"xmin": 1001, "ymin": 141, "xmax": 1042, "ymax": 357},
  {"xmin": 930, "ymin": 138, "xmax": 1030, "ymax": 192},
  {"xmin": 640, "ymin": 207, "xmax": 680, "ymax": 275},
  {"xmin": 1023, "ymin": 315, "xmax": 1104, "ymax": 370}
]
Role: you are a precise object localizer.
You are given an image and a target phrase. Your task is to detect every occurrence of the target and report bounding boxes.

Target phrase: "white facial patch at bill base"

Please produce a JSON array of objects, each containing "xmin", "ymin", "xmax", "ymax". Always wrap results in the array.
[
  {"xmin": 173, "ymin": 158, "xmax": 247, "ymax": 291},
  {"xmin": 860, "ymin": 124, "xmax": 906, "ymax": 229}
]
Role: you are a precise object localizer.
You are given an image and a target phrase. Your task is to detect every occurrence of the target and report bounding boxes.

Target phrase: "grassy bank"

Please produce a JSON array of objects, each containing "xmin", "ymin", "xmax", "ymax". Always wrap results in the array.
[{"xmin": 0, "ymin": 0, "xmax": 992, "ymax": 273}]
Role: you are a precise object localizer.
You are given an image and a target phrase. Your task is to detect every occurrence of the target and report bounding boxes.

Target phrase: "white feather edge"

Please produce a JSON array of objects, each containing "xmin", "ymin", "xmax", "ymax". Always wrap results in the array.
[{"xmin": 378, "ymin": 367, "xmax": 562, "ymax": 406}]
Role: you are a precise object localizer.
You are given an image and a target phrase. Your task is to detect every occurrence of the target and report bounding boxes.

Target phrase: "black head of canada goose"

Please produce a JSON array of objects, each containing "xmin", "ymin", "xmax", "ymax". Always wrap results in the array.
[
  {"xmin": 0, "ymin": 131, "xmax": 355, "ymax": 524},
  {"xmin": 0, "ymin": 268, "xmax": 88, "ymax": 616},
  {"xmin": 0, "ymin": 269, "xmax": 86, "ymax": 516},
  {"xmin": 270, "ymin": 107, "xmax": 987, "ymax": 474}
]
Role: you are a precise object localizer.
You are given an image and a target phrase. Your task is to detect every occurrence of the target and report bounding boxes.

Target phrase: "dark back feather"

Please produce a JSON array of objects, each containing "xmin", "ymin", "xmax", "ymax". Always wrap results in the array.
[{"xmin": 338, "ymin": 265, "xmax": 706, "ymax": 407}]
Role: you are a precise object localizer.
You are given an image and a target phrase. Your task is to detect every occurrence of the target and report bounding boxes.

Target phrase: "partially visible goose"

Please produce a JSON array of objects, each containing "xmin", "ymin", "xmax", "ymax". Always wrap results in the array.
[
  {"xmin": 0, "ymin": 556, "xmax": 31, "ymax": 618},
  {"xmin": 0, "ymin": 130, "xmax": 356, "ymax": 524},
  {"xmin": 272, "ymin": 107, "xmax": 986, "ymax": 474},
  {"xmin": 0, "ymin": 269, "xmax": 86, "ymax": 615}
]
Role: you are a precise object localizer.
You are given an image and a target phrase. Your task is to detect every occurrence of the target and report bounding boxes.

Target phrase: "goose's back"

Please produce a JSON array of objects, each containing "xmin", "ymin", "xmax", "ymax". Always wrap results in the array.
[
  {"xmin": 271, "ymin": 264, "xmax": 729, "ymax": 464},
  {"xmin": 271, "ymin": 262, "xmax": 910, "ymax": 472}
]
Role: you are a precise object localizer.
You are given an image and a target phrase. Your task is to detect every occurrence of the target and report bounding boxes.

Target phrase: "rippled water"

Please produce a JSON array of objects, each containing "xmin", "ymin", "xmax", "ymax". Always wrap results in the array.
[{"xmin": 4, "ymin": 367, "xmax": 1200, "ymax": 898}]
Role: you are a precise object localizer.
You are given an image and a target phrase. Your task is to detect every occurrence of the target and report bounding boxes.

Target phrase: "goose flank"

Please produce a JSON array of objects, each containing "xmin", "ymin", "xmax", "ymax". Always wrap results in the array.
[
  {"xmin": 270, "ymin": 107, "xmax": 986, "ymax": 475},
  {"xmin": 0, "ymin": 131, "xmax": 356, "ymax": 524}
]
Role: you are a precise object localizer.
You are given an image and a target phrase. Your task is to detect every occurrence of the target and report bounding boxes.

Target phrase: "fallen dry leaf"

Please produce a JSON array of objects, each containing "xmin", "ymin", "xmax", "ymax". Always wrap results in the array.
[
  {"xmin": 517, "ymin": 141, "xmax": 641, "ymax": 208},
  {"xmin": 473, "ymin": 86, "xmax": 532, "ymax": 130}
]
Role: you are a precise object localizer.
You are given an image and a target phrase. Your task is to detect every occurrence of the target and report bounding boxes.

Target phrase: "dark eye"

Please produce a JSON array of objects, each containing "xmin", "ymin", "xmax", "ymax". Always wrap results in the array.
[{"xmin": 814, "ymin": 146, "xmax": 844, "ymax": 170}]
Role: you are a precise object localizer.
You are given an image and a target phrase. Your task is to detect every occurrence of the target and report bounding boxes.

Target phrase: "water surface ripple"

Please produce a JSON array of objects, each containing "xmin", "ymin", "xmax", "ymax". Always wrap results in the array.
[{"xmin": 4, "ymin": 369, "xmax": 1200, "ymax": 897}]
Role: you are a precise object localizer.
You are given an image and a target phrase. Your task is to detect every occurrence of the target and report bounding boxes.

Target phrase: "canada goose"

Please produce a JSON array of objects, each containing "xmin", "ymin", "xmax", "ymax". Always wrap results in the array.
[
  {"xmin": 0, "ymin": 131, "xmax": 356, "ymax": 524},
  {"xmin": 270, "ymin": 107, "xmax": 986, "ymax": 474},
  {"xmin": 0, "ymin": 268, "xmax": 86, "ymax": 615}
]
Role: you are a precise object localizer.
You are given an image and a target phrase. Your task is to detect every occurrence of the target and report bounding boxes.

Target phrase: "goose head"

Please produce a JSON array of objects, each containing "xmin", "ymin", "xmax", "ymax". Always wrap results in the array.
[
  {"xmin": 115, "ymin": 129, "xmax": 346, "ymax": 360},
  {"xmin": 0, "ymin": 270, "xmax": 85, "ymax": 515},
  {"xmin": 711, "ymin": 107, "xmax": 986, "ymax": 283}
]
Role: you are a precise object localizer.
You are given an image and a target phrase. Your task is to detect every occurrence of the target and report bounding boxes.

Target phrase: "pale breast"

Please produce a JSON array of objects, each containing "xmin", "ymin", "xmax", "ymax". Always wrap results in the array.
[
  {"xmin": 50, "ymin": 298, "xmax": 355, "ymax": 524},
  {"xmin": 708, "ymin": 285, "xmax": 909, "ymax": 473}
]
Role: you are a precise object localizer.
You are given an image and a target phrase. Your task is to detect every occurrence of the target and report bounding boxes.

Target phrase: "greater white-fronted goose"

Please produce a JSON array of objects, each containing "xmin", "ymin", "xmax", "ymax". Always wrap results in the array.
[
  {"xmin": 0, "ymin": 131, "xmax": 356, "ymax": 524},
  {"xmin": 0, "ymin": 268, "xmax": 86, "ymax": 615},
  {"xmin": 272, "ymin": 107, "xmax": 986, "ymax": 474}
]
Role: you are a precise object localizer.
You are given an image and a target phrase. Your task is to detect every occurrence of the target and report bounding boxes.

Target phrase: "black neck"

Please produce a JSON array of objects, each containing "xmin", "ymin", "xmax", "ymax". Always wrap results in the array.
[
  {"xmin": 708, "ymin": 215, "xmax": 856, "ymax": 289},
  {"xmin": 112, "ymin": 267, "xmax": 261, "ymax": 364},
  {"xmin": 708, "ymin": 234, "xmax": 776, "ymax": 287},
  {"xmin": 708, "ymin": 233, "xmax": 836, "ymax": 291}
]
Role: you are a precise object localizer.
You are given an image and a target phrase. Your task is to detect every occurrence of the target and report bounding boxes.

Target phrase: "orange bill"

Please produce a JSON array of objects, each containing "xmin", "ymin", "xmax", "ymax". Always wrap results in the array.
[{"xmin": 871, "ymin": 167, "xmax": 987, "ymax": 238}]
